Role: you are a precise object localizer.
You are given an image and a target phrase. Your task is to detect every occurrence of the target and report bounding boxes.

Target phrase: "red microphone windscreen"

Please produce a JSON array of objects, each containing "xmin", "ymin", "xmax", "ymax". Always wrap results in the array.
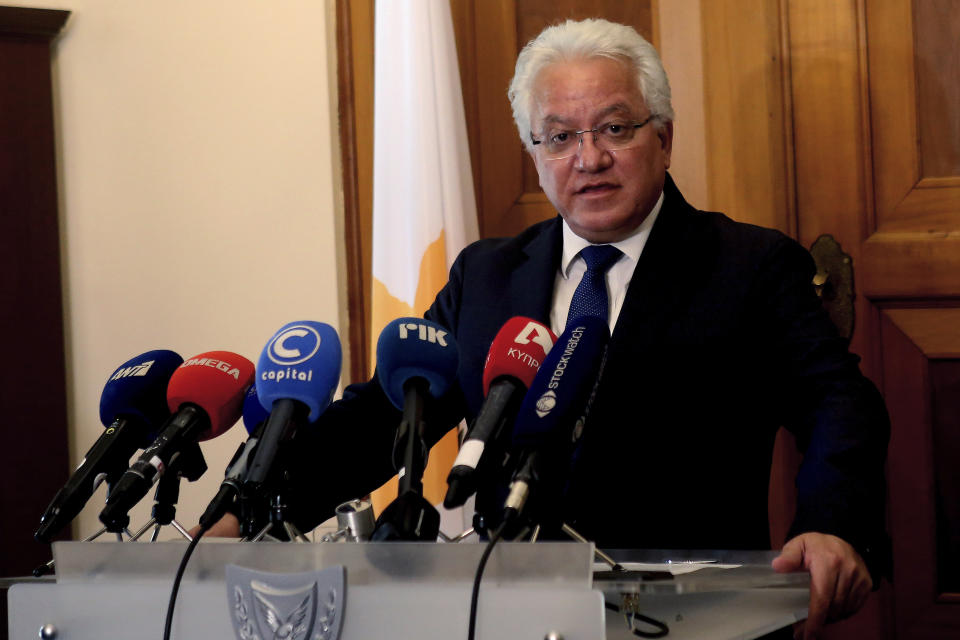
[
  {"xmin": 166, "ymin": 350, "xmax": 255, "ymax": 440},
  {"xmin": 482, "ymin": 317, "xmax": 557, "ymax": 395}
]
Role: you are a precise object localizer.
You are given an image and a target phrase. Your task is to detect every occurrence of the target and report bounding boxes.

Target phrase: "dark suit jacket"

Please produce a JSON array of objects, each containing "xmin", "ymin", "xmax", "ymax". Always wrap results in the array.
[{"xmin": 291, "ymin": 174, "xmax": 889, "ymax": 574}]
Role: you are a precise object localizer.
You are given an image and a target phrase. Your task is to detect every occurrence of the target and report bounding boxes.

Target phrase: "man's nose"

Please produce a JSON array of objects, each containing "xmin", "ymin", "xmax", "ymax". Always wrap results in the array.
[{"xmin": 576, "ymin": 133, "xmax": 612, "ymax": 171}]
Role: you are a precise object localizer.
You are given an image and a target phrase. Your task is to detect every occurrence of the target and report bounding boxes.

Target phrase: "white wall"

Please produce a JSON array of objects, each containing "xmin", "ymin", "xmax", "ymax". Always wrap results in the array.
[{"xmin": 12, "ymin": 0, "xmax": 345, "ymax": 540}]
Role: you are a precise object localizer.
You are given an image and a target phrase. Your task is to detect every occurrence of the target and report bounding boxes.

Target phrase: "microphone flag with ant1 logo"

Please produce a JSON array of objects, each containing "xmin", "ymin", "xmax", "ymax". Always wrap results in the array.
[{"xmin": 35, "ymin": 349, "xmax": 183, "ymax": 543}]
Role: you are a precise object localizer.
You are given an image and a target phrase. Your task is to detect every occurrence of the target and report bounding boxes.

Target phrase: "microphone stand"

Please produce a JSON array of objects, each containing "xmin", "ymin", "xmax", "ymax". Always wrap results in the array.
[
  {"xmin": 239, "ymin": 401, "xmax": 310, "ymax": 542},
  {"xmin": 371, "ymin": 378, "xmax": 441, "ymax": 541},
  {"xmin": 32, "ymin": 473, "xmax": 131, "ymax": 577},
  {"xmin": 246, "ymin": 491, "xmax": 308, "ymax": 543},
  {"xmin": 397, "ymin": 378, "xmax": 429, "ymax": 495},
  {"xmin": 129, "ymin": 443, "xmax": 207, "ymax": 541}
]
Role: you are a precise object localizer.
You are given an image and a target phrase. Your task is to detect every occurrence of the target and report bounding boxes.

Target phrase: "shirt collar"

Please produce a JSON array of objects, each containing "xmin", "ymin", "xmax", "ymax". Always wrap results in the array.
[{"xmin": 559, "ymin": 190, "xmax": 664, "ymax": 278}]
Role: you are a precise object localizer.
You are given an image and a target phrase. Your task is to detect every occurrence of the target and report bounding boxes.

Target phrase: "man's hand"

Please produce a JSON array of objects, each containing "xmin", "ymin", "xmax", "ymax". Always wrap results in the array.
[
  {"xmin": 187, "ymin": 512, "xmax": 241, "ymax": 539},
  {"xmin": 772, "ymin": 532, "xmax": 872, "ymax": 640}
]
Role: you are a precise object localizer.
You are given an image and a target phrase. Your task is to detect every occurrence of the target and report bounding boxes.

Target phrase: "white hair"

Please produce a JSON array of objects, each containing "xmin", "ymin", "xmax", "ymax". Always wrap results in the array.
[{"xmin": 508, "ymin": 18, "xmax": 674, "ymax": 151}]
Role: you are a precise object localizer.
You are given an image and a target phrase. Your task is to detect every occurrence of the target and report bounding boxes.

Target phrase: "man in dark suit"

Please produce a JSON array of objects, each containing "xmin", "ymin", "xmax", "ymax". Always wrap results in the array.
[
  {"xmin": 211, "ymin": 17, "xmax": 889, "ymax": 640},
  {"xmin": 421, "ymin": 17, "xmax": 886, "ymax": 638}
]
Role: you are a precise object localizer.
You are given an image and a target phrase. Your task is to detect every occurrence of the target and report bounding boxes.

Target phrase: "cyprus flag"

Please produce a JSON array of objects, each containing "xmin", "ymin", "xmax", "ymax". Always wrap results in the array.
[{"xmin": 369, "ymin": 0, "xmax": 479, "ymax": 513}]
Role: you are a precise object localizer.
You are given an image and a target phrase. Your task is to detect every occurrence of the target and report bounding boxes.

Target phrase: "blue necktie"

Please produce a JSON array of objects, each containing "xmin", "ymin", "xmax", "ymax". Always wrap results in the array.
[{"xmin": 566, "ymin": 244, "xmax": 622, "ymax": 330}]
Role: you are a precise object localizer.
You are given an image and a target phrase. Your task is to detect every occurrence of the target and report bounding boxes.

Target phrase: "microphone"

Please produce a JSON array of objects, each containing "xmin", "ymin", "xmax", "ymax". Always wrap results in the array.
[
  {"xmin": 443, "ymin": 317, "xmax": 556, "ymax": 508},
  {"xmin": 235, "ymin": 322, "xmax": 340, "ymax": 539},
  {"xmin": 371, "ymin": 318, "xmax": 459, "ymax": 541},
  {"xmin": 242, "ymin": 383, "xmax": 270, "ymax": 432},
  {"xmin": 243, "ymin": 321, "xmax": 341, "ymax": 494},
  {"xmin": 35, "ymin": 350, "xmax": 183, "ymax": 543},
  {"xmin": 99, "ymin": 350, "xmax": 254, "ymax": 531},
  {"xmin": 197, "ymin": 386, "xmax": 271, "ymax": 530},
  {"xmin": 502, "ymin": 316, "xmax": 609, "ymax": 528}
]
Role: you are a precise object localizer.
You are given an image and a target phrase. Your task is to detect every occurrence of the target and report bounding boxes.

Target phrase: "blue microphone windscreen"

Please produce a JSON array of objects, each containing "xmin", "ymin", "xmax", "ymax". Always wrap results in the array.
[
  {"xmin": 376, "ymin": 318, "xmax": 460, "ymax": 409},
  {"xmin": 99, "ymin": 350, "xmax": 184, "ymax": 445},
  {"xmin": 512, "ymin": 316, "xmax": 609, "ymax": 449},
  {"xmin": 255, "ymin": 321, "xmax": 342, "ymax": 422},
  {"xmin": 242, "ymin": 385, "xmax": 269, "ymax": 435}
]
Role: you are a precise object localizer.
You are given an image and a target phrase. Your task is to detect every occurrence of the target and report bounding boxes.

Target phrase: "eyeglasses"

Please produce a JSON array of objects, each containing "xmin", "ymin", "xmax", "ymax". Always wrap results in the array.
[{"xmin": 530, "ymin": 115, "xmax": 656, "ymax": 160}]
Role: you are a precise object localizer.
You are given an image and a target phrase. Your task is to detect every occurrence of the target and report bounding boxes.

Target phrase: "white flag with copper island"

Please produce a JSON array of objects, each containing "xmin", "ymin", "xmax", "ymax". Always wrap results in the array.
[{"xmin": 370, "ymin": 0, "xmax": 479, "ymax": 510}]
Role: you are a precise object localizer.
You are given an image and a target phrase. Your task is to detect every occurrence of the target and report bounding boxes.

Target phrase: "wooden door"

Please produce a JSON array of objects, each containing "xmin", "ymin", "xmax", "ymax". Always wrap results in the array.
[
  {"xmin": 703, "ymin": 1, "xmax": 960, "ymax": 638},
  {"xmin": 861, "ymin": 2, "xmax": 960, "ymax": 637}
]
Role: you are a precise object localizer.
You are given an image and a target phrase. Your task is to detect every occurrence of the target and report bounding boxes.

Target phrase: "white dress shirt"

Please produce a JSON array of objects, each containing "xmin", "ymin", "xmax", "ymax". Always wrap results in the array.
[{"xmin": 549, "ymin": 191, "xmax": 664, "ymax": 336}]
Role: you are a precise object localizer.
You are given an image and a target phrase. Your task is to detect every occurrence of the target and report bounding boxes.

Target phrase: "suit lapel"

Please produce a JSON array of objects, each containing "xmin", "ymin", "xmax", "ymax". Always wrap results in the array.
[
  {"xmin": 611, "ymin": 176, "xmax": 715, "ymax": 352},
  {"xmin": 504, "ymin": 216, "xmax": 562, "ymax": 326}
]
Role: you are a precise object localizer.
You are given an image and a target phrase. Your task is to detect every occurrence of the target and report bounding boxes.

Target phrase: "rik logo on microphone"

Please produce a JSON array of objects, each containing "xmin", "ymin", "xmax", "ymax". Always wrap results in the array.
[{"xmin": 397, "ymin": 322, "xmax": 448, "ymax": 346}]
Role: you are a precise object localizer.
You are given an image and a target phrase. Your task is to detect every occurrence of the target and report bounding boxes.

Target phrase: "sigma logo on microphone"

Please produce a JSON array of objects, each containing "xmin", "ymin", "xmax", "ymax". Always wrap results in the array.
[
  {"xmin": 513, "ymin": 321, "xmax": 553, "ymax": 354},
  {"xmin": 547, "ymin": 326, "xmax": 584, "ymax": 390},
  {"xmin": 110, "ymin": 360, "xmax": 155, "ymax": 381},
  {"xmin": 398, "ymin": 322, "xmax": 448, "ymax": 346},
  {"xmin": 181, "ymin": 357, "xmax": 243, "ymax": 380},
  {"xmin": 536, "ymin": 389, "xmax": 558, "ymax": 417},
  {"xmin": 267, "ymin": 325, "xmax": 322, "ymax": 366}
]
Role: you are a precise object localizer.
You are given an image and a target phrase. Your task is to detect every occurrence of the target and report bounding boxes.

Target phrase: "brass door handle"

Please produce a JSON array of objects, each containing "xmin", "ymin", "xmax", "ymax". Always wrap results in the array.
[{"xmin": 809, "ymin": 234, "xmax": 855, "ymax": 341}]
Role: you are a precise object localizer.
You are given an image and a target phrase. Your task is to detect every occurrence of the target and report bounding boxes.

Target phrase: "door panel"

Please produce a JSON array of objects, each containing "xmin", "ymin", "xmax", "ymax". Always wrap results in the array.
[
  {"xmin": 864, "ymin": 0, "xmax": 960, "ymax": 225},
  {"xmin": 881, "ymin": 308, "xmax": 960, "ymax": 639}
]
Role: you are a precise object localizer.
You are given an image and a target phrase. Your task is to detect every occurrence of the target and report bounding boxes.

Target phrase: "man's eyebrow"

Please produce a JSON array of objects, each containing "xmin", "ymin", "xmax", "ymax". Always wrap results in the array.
[
  {"xmin": 537, "ymin": 102, "xmax": 640, "ymax": 128},
  {"xmin": 539, "ymin": 114, "xmax": 573, "ymax": 127},
  {"xmin": 595, "ymin": 102, "xmax": 638, "ymax": 119}
]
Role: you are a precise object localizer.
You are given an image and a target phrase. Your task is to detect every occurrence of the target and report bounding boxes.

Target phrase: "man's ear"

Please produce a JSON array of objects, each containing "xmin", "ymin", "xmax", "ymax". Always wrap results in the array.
[
  {"xmin": 527, "ymin": 146, "xmax": 544, "ymax": 187},
  {"xmin": 658, "ymin": 121, "xmax": 674, "ymax": 170}
]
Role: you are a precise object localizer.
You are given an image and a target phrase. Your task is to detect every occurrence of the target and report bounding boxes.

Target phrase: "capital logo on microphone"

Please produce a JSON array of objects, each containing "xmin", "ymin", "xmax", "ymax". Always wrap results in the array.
[
  {"xmin": 398, "ymin": 322, "xmax": 448, "ymax": 346},
  {"xmin": 267, "ymin": 325, "xmax": 322, "ymax": 366}
]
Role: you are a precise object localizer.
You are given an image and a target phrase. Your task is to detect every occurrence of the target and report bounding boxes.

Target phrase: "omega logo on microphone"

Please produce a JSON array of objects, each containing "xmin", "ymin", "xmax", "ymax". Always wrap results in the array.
[
  {"xmin": 181, "ymin": 358, "xmax": 242, "ymax": 379},
  {"xmin": 267, "ymin": 325, "xmax": 322, "ymax": 366}
]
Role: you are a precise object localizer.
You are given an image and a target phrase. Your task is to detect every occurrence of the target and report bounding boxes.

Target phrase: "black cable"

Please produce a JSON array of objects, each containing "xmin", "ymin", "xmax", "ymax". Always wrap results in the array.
[
  {"xmin": 605, "ymin": 601, "xmax": 669, "ymax": 638},
  {"xmin": 467, "ymin": 519, "xmax": 507, "ymax": 640},
  {"xmin": 162, "ymin": 523, "xmax": 209, "ymax": 640}
]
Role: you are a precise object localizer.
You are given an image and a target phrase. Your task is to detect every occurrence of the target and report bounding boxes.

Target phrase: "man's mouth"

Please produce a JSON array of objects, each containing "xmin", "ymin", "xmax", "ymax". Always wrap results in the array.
[{"xmin": 576, "ymin": 183, "xmax": 617, "ymax": 195}]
